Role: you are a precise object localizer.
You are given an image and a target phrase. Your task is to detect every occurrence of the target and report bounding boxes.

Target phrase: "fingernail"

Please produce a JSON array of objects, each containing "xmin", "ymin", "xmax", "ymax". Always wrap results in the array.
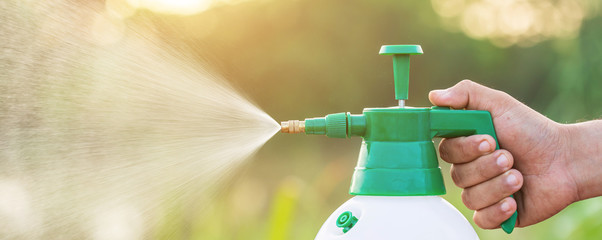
[
  {"xmin": 478, "ymin": 140, "xmax": 491, "ymax": 153},
  {"xmin": 506, "ymin": 173, "xmax": 518, "ymax": 186},
  {"xmin": 501, "ymin": 201, "xmax": 511, "ymax": 212},
  {"xmin": 496, "ymin": 154, "xmax": 509, "ymax": 168}
]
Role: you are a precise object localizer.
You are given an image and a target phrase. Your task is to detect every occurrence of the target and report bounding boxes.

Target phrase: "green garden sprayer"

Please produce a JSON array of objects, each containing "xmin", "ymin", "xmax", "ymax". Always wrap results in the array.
[{"xmin": 280, "ymin": 45, "xmax": 518, "ymax": 239}]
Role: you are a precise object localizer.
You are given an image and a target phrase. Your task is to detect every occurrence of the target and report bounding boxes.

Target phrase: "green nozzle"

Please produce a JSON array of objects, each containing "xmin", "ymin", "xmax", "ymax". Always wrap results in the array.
[
  {"xmin": 379, "ymin": 45, "xmax": 423, "ymax": 100},
  {"xmin": 304, "ymin": 113, "xmax": 366, "ymax": 138},
  {"xmin": 280, "ymin": 113, "xmax": 366, "ymax": 138},
  {"xmin": 305, "ymin": 113, "xmax": 347, "ymax": 138}
]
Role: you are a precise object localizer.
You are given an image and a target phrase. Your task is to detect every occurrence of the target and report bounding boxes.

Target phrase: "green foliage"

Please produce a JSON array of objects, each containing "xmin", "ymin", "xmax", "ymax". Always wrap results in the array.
[{"xmin": 267, "ymin": 177, "xmax": 302, "ymax": 240}]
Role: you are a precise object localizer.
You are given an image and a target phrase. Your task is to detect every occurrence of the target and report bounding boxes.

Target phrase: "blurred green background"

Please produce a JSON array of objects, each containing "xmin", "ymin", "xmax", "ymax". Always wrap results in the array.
[{"xmin": 113, "ymin": 0, "xmax": 602, "ymax": 239}]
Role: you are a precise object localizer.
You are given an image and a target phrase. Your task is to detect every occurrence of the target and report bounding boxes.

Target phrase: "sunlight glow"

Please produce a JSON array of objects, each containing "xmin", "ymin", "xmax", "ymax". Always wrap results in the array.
[{"xmin": 127, "ymin": 0, "xmax": 215, "ymax": 15}]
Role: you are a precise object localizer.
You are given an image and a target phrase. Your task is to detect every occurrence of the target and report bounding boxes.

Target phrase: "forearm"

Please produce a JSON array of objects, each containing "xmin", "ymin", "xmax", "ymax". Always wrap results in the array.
[{"xmin": 565, "ymin": 120, "xmax": 602, "ymax": 201}]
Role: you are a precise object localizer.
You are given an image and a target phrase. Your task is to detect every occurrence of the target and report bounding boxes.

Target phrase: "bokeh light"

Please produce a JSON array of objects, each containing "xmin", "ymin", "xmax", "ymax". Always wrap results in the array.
[{"xmin": 431, "ymin": 0, "xmax": 593, "ymax": 47}]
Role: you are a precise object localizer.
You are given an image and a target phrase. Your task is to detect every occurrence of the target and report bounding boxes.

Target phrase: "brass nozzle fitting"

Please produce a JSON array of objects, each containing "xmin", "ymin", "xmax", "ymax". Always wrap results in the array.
[{"xmin": 281, "ymin": 120, "xmax": 305, "ymax": 133}]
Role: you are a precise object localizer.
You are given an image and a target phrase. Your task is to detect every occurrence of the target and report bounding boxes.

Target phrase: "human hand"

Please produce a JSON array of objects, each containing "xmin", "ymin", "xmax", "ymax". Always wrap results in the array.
[{"xmin": 429, "ymin": 80, "xmax": 581, "ymax": 229}]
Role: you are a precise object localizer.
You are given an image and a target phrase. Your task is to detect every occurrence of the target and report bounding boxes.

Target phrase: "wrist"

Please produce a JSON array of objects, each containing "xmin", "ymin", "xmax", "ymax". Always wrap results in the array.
[{"xmin": 564, "ymin": 120, "xmax": 602, "ymax": 201}]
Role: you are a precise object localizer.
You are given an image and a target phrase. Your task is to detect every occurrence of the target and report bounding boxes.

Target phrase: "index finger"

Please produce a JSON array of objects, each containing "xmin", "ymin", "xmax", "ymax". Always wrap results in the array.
[{"xmin": 439, "ymin": 134, "xmax": 496, "ymax": 164}]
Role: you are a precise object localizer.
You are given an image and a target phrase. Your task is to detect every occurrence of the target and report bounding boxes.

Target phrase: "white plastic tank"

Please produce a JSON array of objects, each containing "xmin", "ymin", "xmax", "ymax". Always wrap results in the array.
[{"xmin": 315, "ymin": 196, "xmax": 479, "ymax": 240}]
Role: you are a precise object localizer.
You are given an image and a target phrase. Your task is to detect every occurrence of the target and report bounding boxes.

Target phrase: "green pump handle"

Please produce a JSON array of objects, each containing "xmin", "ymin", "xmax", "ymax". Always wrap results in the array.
[
  {"xmin": 430, "ymin": 106, "xmax": 518, "ymax": 234},
  {"xmin": 379, "ymin": 45, "xmax": 423, "ymax": 100}
]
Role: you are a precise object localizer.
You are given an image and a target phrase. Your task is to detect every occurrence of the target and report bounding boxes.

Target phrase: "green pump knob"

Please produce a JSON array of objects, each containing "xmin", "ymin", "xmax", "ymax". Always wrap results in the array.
[{"xmin": 379, "ymin": 45, "xmax": 423, "ymax": 101}]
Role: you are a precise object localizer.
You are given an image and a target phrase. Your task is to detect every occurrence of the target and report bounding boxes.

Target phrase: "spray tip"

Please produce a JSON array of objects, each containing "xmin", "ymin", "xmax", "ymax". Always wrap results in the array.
[{"xmin": 280, "ymin": 120, "xmax": 305, "ymax": 134}]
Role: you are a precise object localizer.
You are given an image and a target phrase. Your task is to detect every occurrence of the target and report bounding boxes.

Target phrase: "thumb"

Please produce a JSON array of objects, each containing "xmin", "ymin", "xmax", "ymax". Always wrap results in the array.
[{"xmin": 428, "ymin": 80, "xmax": 511, "ymax": 112}]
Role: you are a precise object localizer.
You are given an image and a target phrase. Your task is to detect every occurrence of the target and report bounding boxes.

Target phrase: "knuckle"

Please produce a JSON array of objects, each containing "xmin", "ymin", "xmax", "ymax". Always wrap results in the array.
[
  {"xmin": 461, "ymin": 189, "xmax": 476, "ymax": 210},
  {"xmin": 473, "ymin": 213, "xmax": 488, "ymax": 229},
  {"xmin": 459, "ymin": 79, "xmax": 474, "ymax": 86},
  {"xmin": 438, "ymin": 140, "xmax": 449, "ymax": 160},
  {"xmin": 478, "ymin": 219, "xmax": 495, "ymax": 229},
  {"xmin": 474, "ymin": 211, "xmax": 500, "ymax": 229},
  {"xmin": 450, "ymin": 166, "xmax": 465, "ymax": 188},
  {"xmin": 439, "ymin": 138, "xmax": 463, "ymax": 162}
]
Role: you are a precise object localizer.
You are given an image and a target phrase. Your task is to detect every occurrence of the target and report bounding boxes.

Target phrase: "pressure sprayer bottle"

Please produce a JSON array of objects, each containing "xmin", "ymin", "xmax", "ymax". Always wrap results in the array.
[{"xmin": 280, "ymin": 45, "xmax": 518, "ymax": 239}]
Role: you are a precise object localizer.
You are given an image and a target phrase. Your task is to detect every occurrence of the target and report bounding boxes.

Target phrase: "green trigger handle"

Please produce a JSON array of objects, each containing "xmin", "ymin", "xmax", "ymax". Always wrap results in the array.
[{"xmin": 430, "ymin": 106, "xmax": 518, "ymax": 234}]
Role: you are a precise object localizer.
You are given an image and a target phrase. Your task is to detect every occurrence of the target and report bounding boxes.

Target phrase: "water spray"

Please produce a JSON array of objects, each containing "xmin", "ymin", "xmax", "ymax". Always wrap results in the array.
[{"xmin": 281, "ymin": 45, "xmax": 517, "ymax": 239}]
